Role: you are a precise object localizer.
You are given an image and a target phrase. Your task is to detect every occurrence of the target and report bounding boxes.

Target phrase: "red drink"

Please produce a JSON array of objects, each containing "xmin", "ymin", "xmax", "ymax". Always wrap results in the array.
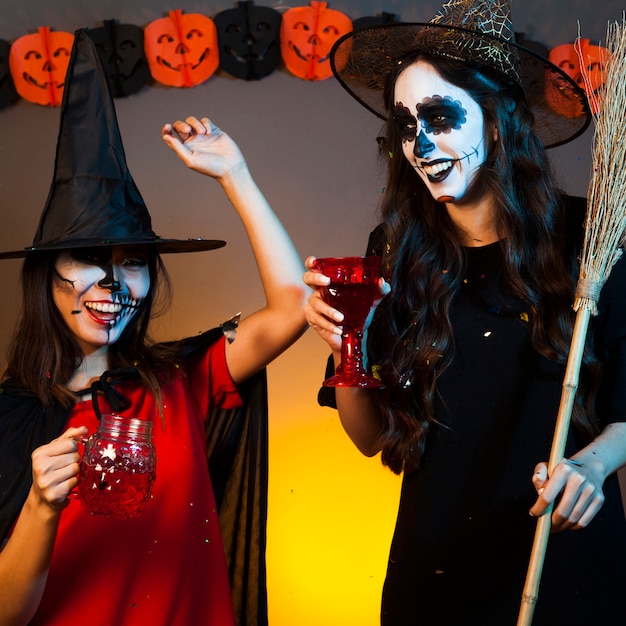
[
  {"xmin": 313, "ymin": 256, "xmax": 382, "ymax": 388},
  {"xmin": 323, "ymin": 282, "xmax": 381, "ymax": 330},
  {"xmin": 77, "ymin": 415, "xmax": 156, "ymax": 519},
  {"xmin": 78, "ymin": 460, "xmax": 155, "ymax": 518}
]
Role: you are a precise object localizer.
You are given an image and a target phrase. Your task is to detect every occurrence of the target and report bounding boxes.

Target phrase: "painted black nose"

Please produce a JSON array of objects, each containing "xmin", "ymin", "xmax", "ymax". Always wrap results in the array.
[
  {"xmin": 98, "ymin": 266, "xmax": 121, "ymax": 291},
  {"xmin": 414, "ymin": 130, "xmax": 435, "ymax": 159},
  {"xmin": 97, "ymin": 277, "xmax": 122, "ymax": 291}
]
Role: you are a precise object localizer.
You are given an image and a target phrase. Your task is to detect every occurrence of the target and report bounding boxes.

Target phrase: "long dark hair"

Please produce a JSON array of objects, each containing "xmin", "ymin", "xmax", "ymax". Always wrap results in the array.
[
  {"xmin": 3, "ymin": 247, "xmax": 179, "ymax": 409},
  {"xmin": 369, "ymin": 52, "xmax": 600, "ymax": 474}
]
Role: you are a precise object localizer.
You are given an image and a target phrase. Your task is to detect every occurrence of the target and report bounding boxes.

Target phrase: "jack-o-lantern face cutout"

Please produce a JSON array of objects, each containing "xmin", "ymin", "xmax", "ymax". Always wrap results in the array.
[
  {"xmin": 548, "ymin": 39, "xmax": 609, "ymax": 116},
  {"xmin": 0, "ymin": 39, "xmax": 18, "ymax": 109},
  {"xmin": 214, "ymin": 1, "xmax": 282, "ymax": 80},
  {"xmin": 9, "ymin": 27, "xmax": 74, "ymax": 106},
  {"xmin": 281, "ymin": 1, "xmax": 352, "ymax": 81},
  {"xmin": 91, "ymin": 20, "xmax": 150, "ymax": 97},
  {"xmin": 144, "ymin": 9, "xmax": 219, "ymax": 87}
]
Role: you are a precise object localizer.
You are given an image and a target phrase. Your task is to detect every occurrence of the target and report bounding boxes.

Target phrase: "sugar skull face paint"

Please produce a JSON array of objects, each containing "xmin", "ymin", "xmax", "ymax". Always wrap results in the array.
[
  {"xmin": 53, "ymin": 246, "xmax": 150, "ymax": 353},
  {"xmin": 393, "ymin": 59, "xmax": 488, "ymax": 204}
]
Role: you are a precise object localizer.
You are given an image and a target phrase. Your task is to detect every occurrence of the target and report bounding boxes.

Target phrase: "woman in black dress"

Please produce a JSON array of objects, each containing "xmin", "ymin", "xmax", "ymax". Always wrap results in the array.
[{"xmin": 304, "ymin": 1, "xmax": 626, "ymax": 623}]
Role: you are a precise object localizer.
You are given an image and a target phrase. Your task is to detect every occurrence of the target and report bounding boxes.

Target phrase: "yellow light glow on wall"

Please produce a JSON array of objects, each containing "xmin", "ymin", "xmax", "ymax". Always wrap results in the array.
[{"xmin": 265, "ymin": 335, "xmax": 402, "ymax": 625}]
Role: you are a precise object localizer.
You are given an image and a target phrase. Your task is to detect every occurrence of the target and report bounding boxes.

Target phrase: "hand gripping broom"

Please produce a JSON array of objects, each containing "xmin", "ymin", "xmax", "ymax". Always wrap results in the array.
[{"xmin": 518, "ymin": 18, "xmax": 626, "ymax": 626}]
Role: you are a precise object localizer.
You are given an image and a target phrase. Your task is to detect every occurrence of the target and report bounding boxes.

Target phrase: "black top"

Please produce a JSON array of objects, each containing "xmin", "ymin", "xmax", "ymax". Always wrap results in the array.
[
  {"xmin": 320, "ymin": 197, "xmax": 626, "ymax": 625},
  {"xmin": 380, "ymin": 240, "xmax": 626, "ymax": 625}
]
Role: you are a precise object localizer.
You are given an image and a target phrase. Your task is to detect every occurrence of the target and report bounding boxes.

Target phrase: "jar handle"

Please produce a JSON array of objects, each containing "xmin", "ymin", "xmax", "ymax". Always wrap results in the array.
[{"xmin": 67, "ymin": 435, "xmax": 89, "ymax": 501}]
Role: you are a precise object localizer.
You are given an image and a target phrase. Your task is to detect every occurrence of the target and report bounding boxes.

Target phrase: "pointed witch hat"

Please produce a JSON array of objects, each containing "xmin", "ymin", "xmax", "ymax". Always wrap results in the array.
[
  {"xmin": 0, "ymin": 28, "xmax": 225, "ymax": 260},
  {"xmin": 330, "ymin": 0, "xmax": 591, "ymax": 149}
]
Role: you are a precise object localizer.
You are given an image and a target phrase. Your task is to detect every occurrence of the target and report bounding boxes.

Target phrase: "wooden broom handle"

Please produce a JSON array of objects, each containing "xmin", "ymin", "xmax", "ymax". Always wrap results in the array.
[{"xmin": 517, "ymin": 307, "xmax": 591, "ymax": 626}]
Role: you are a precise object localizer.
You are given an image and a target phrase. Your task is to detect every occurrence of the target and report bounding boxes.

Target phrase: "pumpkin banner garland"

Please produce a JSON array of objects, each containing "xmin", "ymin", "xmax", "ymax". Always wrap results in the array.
[{"xmin": 0, "ymin": 0, "xmax": 610, "ymax": 111}]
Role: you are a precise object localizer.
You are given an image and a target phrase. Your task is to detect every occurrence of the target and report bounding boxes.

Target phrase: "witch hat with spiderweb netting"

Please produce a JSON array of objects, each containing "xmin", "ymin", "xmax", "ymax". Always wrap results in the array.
[
  {"xmin": 0, "ymin": 28, "xmax": 225, "ymax": 259},
  {"xmin": 330, "ymin": 0, "xmax": 591, "ymax": 148}
]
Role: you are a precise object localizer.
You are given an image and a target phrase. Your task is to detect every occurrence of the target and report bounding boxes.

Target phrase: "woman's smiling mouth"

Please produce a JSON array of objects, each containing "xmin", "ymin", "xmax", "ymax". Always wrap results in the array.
[
  {"xmin": 84, "ymin": 297, "xmax": 141, "ymax": 325},
  {"xmin": 419, "ymin": 158, "xmax": 455, "ymax": 181}
]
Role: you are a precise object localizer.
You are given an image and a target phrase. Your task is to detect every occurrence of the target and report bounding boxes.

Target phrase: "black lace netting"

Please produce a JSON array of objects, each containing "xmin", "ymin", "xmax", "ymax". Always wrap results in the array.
[{"xmin": 330, "ymin": 22, "xmax": 591, "ymax": 149}]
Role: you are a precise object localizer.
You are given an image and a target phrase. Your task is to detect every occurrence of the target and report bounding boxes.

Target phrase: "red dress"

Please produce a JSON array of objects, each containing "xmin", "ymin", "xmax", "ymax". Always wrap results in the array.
[{"xmin": 30, "ymin": 336, "xmax": 242, "ymax": 626}]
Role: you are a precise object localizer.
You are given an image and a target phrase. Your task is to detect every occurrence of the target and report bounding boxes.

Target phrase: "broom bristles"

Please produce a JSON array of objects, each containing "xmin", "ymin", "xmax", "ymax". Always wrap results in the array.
[{"xmin": 576, "ymin": 17, "xmax": 626, "ymax": 314}]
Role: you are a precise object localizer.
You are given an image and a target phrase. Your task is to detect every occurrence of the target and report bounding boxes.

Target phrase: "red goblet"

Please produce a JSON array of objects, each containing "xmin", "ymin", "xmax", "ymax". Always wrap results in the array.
[{"xmin": 313, "ymin": 255, "xmax": 382, "ymax": 388}]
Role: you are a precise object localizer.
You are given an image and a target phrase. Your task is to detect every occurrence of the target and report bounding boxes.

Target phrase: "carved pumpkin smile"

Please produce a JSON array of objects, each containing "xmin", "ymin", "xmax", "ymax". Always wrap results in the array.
[{"xmin": 155, "ymin": 47, "xmax": 210, "ymax": 72}]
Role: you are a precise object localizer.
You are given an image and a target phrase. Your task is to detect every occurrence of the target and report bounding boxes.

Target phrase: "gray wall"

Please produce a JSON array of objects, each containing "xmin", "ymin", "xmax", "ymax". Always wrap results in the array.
[
  {"xmin": 0, "ymin": 0, "xmax": 619, "ymax": 340},
  {"xmin": 0, "ymin": 0, "xmax": 620, "ymax": 385},
  {"xmin": 0, "ymin": 2, "xmax": 623, "ymax": 624}
]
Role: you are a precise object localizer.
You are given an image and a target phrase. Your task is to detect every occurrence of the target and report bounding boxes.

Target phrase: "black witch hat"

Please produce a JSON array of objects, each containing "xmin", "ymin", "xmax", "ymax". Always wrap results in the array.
[
  {"xmin": 0, "ymin": 28, "xmax": 225, "ymax": 260},
  {"xmin": 330, "ymin": 0, "xmax": 591, "ymax": 149}
]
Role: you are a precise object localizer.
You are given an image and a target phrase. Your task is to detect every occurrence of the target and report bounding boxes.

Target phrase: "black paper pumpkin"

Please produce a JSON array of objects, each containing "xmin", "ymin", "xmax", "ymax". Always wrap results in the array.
[
  {"xmin": 0, "ymin": 39, "xmax": 18, "ymax": 109},
  {"xmin": 351, "ymin": 12, "xmax": 399, "ymax": 30},
  {"xmin": 214, "ymin": 1, "xmax": 282, "ymax": 80},
  {"xmin": 90, "ymin": 20, "xmax": 150, "ymax": 97}
]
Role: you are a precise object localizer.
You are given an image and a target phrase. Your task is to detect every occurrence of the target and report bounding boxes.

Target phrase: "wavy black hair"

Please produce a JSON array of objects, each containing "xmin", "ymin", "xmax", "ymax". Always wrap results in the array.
[{"xmin": 368, "ymin": 52, "xmax": 600, "ymax": 474}]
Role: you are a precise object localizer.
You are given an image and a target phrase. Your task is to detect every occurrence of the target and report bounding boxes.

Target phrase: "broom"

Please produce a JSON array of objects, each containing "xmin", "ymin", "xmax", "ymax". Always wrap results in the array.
[{"xmin": 517, "ymin": 17, "xmax": 626, "ymax": 626}]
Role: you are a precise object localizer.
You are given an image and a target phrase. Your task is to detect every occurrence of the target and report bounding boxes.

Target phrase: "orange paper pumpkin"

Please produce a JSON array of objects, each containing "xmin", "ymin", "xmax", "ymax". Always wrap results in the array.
[
  {"xmin": 280, "ymin": 1, "xmax": 352, "ymax": 81},
  {"xmin": 144, "ymin": 9, "xmax": 219, "ymax": 87},
  {"xmin": 548, "ymin": 39, "xmax": 609, "ymax": 115},
  {"xmin": 9, "ymin": 27, "xmax": 74, "ymax": 106}
]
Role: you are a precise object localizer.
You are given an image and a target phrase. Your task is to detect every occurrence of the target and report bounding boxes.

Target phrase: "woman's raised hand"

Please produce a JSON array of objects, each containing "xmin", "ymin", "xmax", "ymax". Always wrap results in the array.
[{"xmin": 161, "ymin": 115, "xmax": 245, "ymax": 180}]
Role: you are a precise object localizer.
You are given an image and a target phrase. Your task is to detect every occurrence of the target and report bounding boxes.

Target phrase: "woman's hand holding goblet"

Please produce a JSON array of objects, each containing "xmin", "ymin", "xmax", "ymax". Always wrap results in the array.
[{"xmin": 304, "ymin": 255, "xmax": 388, "ymax": 388}]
